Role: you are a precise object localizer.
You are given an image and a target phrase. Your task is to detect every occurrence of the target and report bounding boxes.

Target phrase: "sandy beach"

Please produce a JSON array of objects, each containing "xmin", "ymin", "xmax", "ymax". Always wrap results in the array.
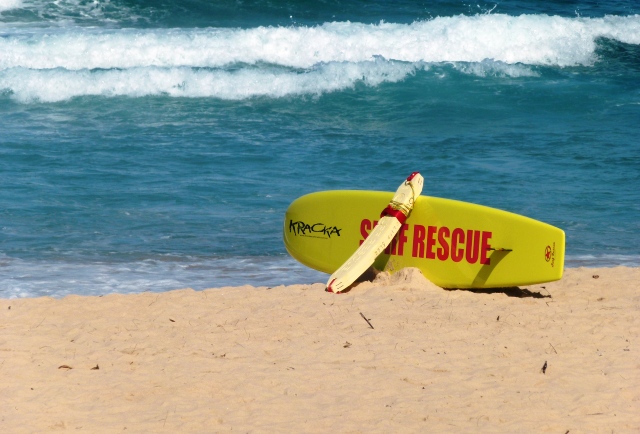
[{"xmin": 1, "ymin": 266, "xmax": 638, "ymax": 433}]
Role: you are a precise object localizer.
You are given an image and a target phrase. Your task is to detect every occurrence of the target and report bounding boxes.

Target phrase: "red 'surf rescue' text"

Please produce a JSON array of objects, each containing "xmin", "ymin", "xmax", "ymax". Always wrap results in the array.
[{"xmin": 360, "ymin": 219, "xmax": 492, "ymax": 265}]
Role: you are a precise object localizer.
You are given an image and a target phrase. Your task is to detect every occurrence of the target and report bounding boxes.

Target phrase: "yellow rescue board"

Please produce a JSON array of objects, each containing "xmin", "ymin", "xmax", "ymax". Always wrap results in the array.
[{"xmin": 284, "ymin": 191, "xmax": 565, "ymax": 288}]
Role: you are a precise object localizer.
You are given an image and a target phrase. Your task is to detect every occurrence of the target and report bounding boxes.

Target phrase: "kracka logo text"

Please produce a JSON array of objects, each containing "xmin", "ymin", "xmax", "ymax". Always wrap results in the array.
[{"xmin": 289, "ymin": 220, "xmax": 342, "ymax": 238}]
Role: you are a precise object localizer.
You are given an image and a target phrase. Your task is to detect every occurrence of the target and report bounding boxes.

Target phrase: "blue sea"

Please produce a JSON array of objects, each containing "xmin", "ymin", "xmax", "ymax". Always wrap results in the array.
[{"xmin": 1, "ymin": 0, "xmax": 639, "ymax": 298}]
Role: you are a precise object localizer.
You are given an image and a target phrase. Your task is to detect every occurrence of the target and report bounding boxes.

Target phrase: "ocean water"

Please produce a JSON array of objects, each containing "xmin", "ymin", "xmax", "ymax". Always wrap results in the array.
[{"xmin": 1, "ymin": 0, "xmax": 639, "ymax": 298}]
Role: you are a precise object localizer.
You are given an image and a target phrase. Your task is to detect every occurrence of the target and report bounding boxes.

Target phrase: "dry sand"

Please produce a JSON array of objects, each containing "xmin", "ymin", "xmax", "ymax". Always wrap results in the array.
[{"xmin": 1, "ymin": 267, "xmax": 638, "ymax": 433}]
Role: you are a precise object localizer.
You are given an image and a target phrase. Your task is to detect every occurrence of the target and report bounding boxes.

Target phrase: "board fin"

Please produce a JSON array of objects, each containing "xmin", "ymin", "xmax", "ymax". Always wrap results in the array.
[{"xmin": 326, "ymin": 172, "xmax": 424, "ymax": 293}]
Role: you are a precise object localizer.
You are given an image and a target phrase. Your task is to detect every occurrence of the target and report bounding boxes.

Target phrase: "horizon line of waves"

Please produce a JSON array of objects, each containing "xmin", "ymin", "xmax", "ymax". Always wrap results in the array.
[
  {"xmin": 0, "ymin": 60, "xmax": 539, "ymax": 103},
  {"xmin": 1, "ymin": 14, "xmax": 639, "ymax": 70},
  {"xmin": 0, "ymin": 254, "xmax": 325, "ymax": 298}
]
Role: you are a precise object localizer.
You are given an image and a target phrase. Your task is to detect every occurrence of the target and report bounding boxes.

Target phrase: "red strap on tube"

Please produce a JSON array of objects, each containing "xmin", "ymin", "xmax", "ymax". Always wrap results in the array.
[{"xmin": 380, "ymin": 205, "xmax": 408, "ymax": 224}]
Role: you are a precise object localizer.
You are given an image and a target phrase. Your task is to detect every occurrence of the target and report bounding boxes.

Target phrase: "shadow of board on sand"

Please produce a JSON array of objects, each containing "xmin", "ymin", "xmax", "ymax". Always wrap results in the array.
[{"xmin": 344, "ymin": 267, "xmax": 552, "ymax": 299}]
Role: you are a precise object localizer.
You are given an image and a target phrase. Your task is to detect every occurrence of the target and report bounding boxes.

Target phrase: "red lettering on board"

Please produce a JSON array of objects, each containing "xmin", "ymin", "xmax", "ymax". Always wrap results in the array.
[
  {"xmin": 397, "ymin": 224, "xmax": 409, "ymax": 256},
  {"xmin": 481, "ymin": 231, "xmax": 492, "ymax": 265},
  {"xmin": 359, "ymin": 219, "xmax": 379, "ymax": 245},
  {"xmin": 437, "ymin": 226, "xmax": 450, "ymax": 261},
  {"xmin": 425, "ymin": 225, "xmax": 437, "ymax": 259},
  {"xmin": 359, "ymin": 219, "xmax": 372, "ymax": 245},
  {"xmin": 465, "ymin": 230, "xmax": 480, "ymax": 264},
  {"xmin": 412, "ymin": 224, "xmax": 425, "ymax": 258},
  {"xmin": 451, "ymin": 228, "xmax": 465, "ymax": 262},
  {"xmin": 358, "ymin": 219, "xmax": 492, "ymax": 266}
]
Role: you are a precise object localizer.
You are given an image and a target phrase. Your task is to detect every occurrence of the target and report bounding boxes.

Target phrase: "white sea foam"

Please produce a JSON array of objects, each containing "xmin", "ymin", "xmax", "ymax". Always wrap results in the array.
[
  {"xmin": 0, "ymin": 61, "xmax": 418, "ymax": 102},
  {"xmin": 0, "ymin": 0, "xmax": 22, "ymax": 13},
  {"xmin": 2, "ymin": 15, "xmax": 639, "ymax": 69},
  {"xmin": 0, "ymin": 254, "xmax": 326, "ymax": 298},
  {"xmin": 1, "ymin": 14, "xmax": 639, "ymax": 101}
]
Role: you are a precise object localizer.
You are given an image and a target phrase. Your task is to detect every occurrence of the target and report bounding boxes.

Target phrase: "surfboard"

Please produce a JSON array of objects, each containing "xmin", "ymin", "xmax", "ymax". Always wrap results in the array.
[{"xmin": 284, "ymin": 191, "xmax": 565, "ymax": 289}]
